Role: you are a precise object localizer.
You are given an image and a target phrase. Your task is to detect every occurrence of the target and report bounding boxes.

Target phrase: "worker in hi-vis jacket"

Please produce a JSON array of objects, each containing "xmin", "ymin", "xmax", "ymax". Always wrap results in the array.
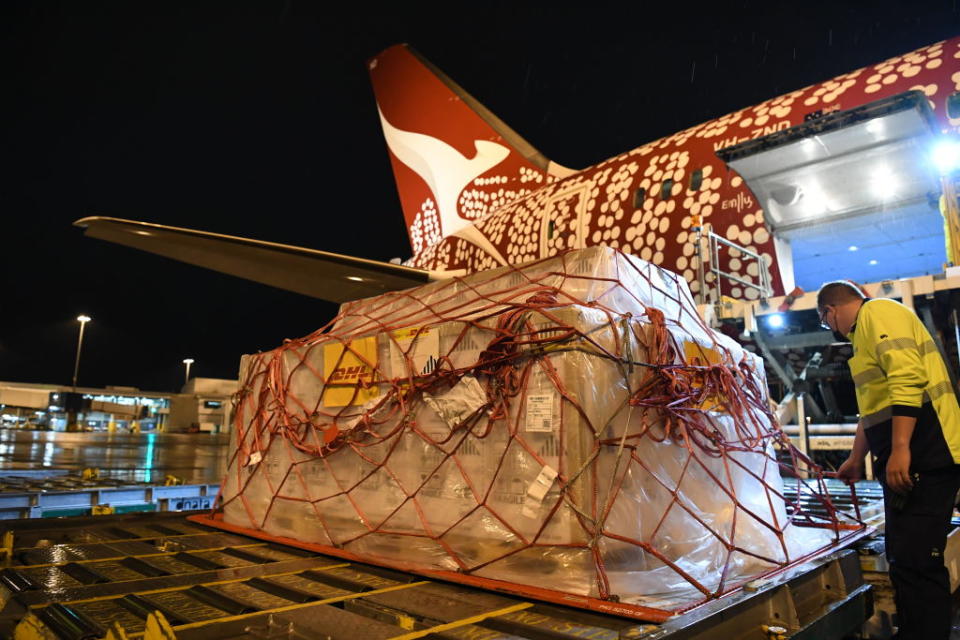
[{"xmin": 821, "ymin": 281, "xmax": 960, "ymax": 640}]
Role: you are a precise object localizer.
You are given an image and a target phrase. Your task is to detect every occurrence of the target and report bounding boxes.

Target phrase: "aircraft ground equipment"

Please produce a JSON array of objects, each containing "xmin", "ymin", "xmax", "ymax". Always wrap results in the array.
[
  {"xmin": 0, "ymin": 512, "xmax": 872, "ymax": 639},
  {"xmin": 0, "ymin": 471, "xmax": 218, "ymax": 520}
]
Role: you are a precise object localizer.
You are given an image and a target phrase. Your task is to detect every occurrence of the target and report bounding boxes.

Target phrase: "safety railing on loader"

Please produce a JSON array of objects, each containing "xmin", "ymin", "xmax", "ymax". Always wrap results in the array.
[{"xmin": 693, "ymin": 219, "xmax": 773, "ymax": 305}]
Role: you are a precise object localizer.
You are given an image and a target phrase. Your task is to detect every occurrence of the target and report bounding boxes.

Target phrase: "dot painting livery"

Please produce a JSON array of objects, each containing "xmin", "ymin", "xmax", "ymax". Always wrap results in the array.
[
  {"xmin": 370, "ymin": 38, "xmax": 960, "ymax": 301},
  {"xmin": 75, "ymin": 36, "xmax": 960, "ymax": 306}
]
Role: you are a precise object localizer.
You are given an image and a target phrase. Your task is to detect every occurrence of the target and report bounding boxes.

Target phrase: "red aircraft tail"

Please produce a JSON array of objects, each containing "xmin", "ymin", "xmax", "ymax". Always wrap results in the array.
[{"xmin": 368, "ymin": 45, "xmax": 574, "ymax": 259}]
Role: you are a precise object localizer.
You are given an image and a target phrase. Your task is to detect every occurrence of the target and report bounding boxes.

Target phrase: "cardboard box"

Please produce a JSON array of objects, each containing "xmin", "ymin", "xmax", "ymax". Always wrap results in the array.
[{"xmin": 221, "ymin": 247, "xmax": 833, "ymax": 607}]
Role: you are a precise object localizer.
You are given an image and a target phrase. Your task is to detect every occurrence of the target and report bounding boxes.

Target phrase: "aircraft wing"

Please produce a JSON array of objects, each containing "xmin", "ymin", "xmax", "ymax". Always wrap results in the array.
[{"xmin": 74, "ymin": 216, "xmax": 451, "ymax": 303}]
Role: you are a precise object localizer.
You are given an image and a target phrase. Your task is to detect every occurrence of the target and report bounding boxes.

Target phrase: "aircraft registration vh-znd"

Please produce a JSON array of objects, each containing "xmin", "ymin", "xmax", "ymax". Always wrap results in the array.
[{"xmin": 76, "ymin": 37, "xmax": 960, "ymax": 306}]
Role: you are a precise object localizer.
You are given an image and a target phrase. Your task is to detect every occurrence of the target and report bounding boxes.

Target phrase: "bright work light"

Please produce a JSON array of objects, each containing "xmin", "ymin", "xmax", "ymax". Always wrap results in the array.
[{"xmin": 932, "ymin": 138, "xmax": 960, "ymax": 175}]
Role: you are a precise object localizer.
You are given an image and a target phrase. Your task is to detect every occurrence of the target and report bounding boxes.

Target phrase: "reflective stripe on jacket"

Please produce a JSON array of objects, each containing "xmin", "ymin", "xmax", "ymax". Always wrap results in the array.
[{"xmin": 849, "ymin": 298, "xmax": 960, "ymax": 470}]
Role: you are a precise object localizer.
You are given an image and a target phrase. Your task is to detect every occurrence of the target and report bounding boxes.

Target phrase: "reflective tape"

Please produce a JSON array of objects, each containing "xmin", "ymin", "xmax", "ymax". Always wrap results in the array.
[
  {"xmin": 861, "ymin": 407, "xmax": 892, "ymax": 429},
  {"xmin": 875, "ymin": 337, "xmax": 919, "ymax": 357},
  {"xmin": 853, "ymin": 367, "xmax": 885, "ymax": 387},
  {"xmin": 874, "ymin": 337, "xmax": 938, "ymax": 358},
  {"xmin": 926, "ymin": 381, "xmax": 955, "ymax": 403},
  {"xmin": 919, "ymin": 340, "xmax": 940, "ymax": 357}
]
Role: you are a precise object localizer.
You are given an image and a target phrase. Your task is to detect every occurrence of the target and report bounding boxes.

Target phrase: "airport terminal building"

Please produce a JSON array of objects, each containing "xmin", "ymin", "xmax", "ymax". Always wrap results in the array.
[{"xmin": 0, "ymin": 378, "xmax": 236, "ymax": 433}]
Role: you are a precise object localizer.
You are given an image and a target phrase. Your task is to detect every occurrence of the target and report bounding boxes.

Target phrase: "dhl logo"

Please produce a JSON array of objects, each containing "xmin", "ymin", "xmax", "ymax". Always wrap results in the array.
[
  {"xmin": 323, "ymin": 336, "xmax": 379, "ymax": 407},
  {"xmin": 329, "ymin": 364, "xmax": 375, "ymax": 383}
]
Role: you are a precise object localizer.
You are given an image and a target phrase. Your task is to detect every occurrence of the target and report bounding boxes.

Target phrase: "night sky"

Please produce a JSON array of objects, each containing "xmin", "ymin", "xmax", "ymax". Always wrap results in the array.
[{"xmin": 4, "ymin": 1, "xmax": 960, "ymax": 392}]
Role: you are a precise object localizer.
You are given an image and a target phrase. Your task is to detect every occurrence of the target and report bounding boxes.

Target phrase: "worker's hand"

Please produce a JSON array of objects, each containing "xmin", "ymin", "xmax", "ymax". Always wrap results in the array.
[
  {"xmin": 886, "ymin": 447, "xmax": 914, "ymax": 495},
  {"xmin": 836, "ymin": 456, "xmax": 863, "ymax": 486}
]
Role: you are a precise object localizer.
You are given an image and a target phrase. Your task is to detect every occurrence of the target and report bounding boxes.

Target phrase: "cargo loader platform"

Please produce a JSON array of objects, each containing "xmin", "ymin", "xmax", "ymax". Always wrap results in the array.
[
  {"xmin": 0, "ymin": 512, "xmax": 872, "ymax": 640},
  {"xmin": 0, "ymin": 471, "xmax": 218, "ymax": 520}
]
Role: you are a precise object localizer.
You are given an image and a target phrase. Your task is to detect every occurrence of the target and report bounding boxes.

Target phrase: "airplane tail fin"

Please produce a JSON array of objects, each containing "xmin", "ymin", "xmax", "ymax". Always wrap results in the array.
[{"xmin": 368, "ymin": 45, "xmax": 574, "ymax": 258}]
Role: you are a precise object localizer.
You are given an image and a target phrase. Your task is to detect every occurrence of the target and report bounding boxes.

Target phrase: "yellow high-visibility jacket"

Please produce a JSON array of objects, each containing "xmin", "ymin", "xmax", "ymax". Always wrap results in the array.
[{"xmin": 849, "ymin": 298, "xmax": 960, "ymax": 472}]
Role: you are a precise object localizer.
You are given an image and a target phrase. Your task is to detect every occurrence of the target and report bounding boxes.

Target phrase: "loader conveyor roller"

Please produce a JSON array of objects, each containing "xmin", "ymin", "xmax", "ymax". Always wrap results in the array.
[{"xmin": 0, "ymin": 512, "xmax": 872, "ymax": 640}]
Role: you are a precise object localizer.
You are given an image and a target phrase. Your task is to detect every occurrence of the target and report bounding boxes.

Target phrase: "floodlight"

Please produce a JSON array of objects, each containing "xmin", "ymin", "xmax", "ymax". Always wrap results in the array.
[
  {"xmin": 932, "ymin": 138, "xmax": 960, "ymax": 175},
  {"xmin": 870, "ymin": 169, "xmax": 897, "ymax": 200}
]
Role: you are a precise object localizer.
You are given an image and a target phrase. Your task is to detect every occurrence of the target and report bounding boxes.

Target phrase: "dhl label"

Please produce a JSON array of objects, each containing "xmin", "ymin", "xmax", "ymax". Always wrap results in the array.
[
  {"xmin": 322, "ymin": 336, "xmax": 380, "ymax": 407},
  {"xmin": 682, "ymin": 341, "xmax": 725, "ymax": 411}
]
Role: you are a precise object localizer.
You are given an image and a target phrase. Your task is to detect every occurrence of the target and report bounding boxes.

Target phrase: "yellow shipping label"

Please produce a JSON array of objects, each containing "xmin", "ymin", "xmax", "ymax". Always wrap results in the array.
[
  {"xmin": 682, "ymin": 341, "xmax": 725, "ymax": 412},
  {"xmin": 323, "ymin": 337, "xmax": 380, "ymax": 407},
  {"xmin": 682, "ymin": 340, "xmax": 723, "ymax": 366}
]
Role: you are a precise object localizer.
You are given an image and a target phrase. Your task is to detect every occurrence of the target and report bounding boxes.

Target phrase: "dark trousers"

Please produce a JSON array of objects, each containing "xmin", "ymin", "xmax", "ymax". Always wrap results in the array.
[{"xmin": 883, "ymin": 465, "xmax": 960, "ymax": 640}]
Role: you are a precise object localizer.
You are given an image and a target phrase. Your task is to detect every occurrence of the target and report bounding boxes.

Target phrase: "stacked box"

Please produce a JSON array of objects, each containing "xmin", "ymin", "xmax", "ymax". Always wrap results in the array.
[{"xmin": 221, "ymin": 246, "xmax": 836, "ymax": 608}]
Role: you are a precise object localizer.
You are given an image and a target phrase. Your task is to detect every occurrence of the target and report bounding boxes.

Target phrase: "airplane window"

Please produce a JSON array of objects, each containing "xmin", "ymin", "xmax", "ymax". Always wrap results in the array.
[
  {"xmin": 633, "ymin": 187, "xmax": 646, "ymax": 208},
  {"xmin": 948, "ymin": 92, "xmax": 960, "ymax": 119},
  {"xmin": 689, "ymin": 169, "xmax": 703, "ymax": 192},
  {"xmin": 661, "ymin": 179, "xmax": 673, "ymax": 200}
]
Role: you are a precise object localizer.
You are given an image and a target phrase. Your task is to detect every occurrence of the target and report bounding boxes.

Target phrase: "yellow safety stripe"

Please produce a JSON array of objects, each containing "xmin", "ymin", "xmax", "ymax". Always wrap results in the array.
[
  {"xmin": 30, "ymin": 562, "xmax": 351, "ymax": 607},
  {"xmin": 127, "ymin": 580, "xmax": 430, "ymax": 637},
  {"xmin": 387, "ymin": 602, "xmax": 535, "ymax": 640}
]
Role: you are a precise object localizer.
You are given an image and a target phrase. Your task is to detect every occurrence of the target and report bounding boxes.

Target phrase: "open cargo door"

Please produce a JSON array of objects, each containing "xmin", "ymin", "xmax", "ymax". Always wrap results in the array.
[{"xmin": 717, "ymin": 91, "xmax": 948, "ymax": 291}]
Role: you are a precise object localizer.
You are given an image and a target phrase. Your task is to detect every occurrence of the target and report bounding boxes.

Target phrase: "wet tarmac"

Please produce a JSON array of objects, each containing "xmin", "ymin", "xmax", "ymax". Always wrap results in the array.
[{"xmin": 0, "ymin": 429, "xmax": 230, "ymax": 484}]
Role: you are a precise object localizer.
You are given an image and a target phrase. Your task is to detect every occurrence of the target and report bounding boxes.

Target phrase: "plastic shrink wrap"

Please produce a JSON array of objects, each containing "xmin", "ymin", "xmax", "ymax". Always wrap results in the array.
[{"xmin": 220, "ymin": 246, "xmax": 848, "ymax": 610}]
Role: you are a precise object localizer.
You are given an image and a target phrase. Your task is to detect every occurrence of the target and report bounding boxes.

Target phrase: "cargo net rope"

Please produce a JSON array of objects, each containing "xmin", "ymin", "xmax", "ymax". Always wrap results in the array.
[{"xmin": 215, "ymin": 246, "xmax": 864, "ymax": 618}]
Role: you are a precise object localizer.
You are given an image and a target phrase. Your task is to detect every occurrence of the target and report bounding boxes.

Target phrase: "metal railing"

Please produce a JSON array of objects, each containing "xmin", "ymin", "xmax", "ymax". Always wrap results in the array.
[{"xmin": 696, "ymin": 227, "xmax": 773, "ymax": 304}]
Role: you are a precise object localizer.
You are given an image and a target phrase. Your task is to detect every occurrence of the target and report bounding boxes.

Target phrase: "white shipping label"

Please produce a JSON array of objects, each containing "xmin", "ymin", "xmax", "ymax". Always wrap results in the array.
[
  {"xmin": 390, "ymin": 326, "xmax": 441, "ymax": 378},
  {"xmin": 521, "ymin": 465, "xmax": 559, "ymax": 518},
  {"xmin": 423, "ymin": 375, "xmax": 487, "ymax": 430},
  {"xmin": 525, "ymin": 394, "xmax": 555, "ymax": 432},
  {"xmin": 246, "ymin": 451, "xmax": 262, "ymax": 466}
]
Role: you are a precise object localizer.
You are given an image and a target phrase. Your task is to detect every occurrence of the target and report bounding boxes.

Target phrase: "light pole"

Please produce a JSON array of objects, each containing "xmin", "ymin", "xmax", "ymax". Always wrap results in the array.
[
  {"xmin": 182, "ymin": 358, "xmax": 194, "ymax": 386},
  {"xmin": 72, "ymin": 315, "xmax": 91, "ymax": 391}
]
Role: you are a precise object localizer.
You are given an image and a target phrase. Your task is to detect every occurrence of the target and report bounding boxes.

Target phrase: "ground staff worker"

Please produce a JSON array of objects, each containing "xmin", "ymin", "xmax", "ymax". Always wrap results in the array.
[{"xmin": 821, "ymin": 281, "xmax": 960, "ymax": 640}]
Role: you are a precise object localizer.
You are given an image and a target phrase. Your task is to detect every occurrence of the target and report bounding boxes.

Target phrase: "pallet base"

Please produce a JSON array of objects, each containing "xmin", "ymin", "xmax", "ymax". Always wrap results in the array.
[{"xmin": 189, "ymin": 512, "xmax": 870, "ymax": 623}]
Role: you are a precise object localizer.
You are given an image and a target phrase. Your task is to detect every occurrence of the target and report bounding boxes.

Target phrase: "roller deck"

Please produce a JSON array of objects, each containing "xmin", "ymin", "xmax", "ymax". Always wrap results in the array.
[{"xmin": 0, "ymin": 511, "xmax": 873, "ymax": 640}]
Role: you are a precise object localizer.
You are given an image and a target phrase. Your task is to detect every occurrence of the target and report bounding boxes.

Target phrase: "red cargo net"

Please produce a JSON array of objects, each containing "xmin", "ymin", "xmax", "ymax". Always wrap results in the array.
[{"xmin": 197, "ymin": 248, "xmax": 865, "ymax": 621}]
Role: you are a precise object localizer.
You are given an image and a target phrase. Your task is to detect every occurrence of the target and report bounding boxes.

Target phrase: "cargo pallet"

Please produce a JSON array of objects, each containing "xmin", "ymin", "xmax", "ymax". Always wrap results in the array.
[
  {"xmin": 0, "ymin": 512, "xmax": 873, "ymax": 640},
  {"xmin": 0, "ymin": 471, "xmax": 218, "ymax": 519}
]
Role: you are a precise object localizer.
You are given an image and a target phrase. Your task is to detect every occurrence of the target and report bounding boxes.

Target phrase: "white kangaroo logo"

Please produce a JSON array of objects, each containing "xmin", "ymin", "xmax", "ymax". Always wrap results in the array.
[{"xmin": 378, "ymin": 107, "xmax": 508, "ymax": 264}]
